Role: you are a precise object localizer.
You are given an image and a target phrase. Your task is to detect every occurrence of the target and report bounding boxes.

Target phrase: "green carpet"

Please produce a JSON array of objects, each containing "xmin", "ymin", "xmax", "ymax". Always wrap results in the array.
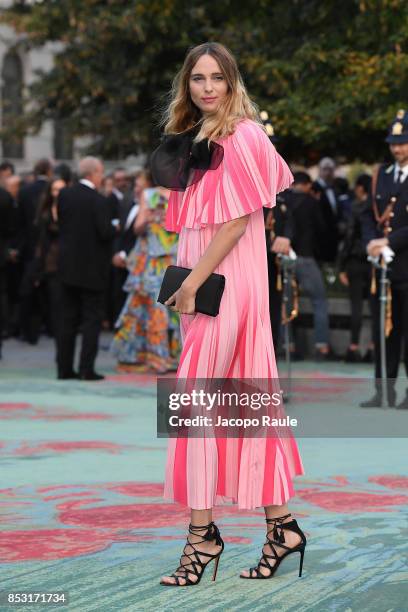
[{"xmin": 0, "ymin": 336, "xmax": 407, "ymax": 611}]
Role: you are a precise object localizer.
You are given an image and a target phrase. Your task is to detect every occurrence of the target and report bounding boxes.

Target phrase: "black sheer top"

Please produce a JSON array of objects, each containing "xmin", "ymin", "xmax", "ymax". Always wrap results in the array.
[{"xmin": 150, "ymin": 124, "xmax": 224, "ymax": 191}]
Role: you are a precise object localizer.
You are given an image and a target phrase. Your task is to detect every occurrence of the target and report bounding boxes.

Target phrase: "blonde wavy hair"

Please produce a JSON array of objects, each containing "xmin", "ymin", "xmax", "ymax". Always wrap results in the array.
[{"xmin": 161, "ymin": 42, "xmax": 265, "ymax": 143}]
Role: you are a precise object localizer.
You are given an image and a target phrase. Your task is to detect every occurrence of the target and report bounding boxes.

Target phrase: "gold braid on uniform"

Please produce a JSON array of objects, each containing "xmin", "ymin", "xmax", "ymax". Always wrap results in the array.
[
  {"xmin": 275, "ymin": 257, "xmax": 282, "ymax": 291},
  {"xmin": 386, "ymin": 284, "xmax": 393, "ymax": 337},
  {"xmin": 265, "ymin": 209, "xmax": 282, "ymax": 290},
  {"xmin": 370, "ymin": 266, "xmax": 376, "ymax": 295},
  {"xmin": 370, "ymin": 164, "xmax": 380, "ymax": 297},
  {"xmin": 370, "ymin": 166, "xmax": 395, "ymax": 337},
  {"xmin": 383, "ymin": 257, "xmax": 393, "ymax": 337},
  {"xmin": 281, "ymin": 273, "xmax": 299, "ymax": 325},
  {"xmin": 265, "ymin": 207, "xmax": 299, "ymax": 323},
  {"xmin": 371, "ymin": 258, "xmax": 392, "ymax": 337}
]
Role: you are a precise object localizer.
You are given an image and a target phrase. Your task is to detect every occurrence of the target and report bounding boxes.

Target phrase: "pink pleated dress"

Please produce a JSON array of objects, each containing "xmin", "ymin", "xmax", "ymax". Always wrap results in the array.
[{"xmin": 163, "ymin": 118, "xmax": 304, "ymax": 510}]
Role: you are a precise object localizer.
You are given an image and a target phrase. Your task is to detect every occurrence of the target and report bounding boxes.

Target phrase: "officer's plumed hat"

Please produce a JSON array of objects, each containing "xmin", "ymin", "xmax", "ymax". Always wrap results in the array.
[{"xmin": 385, "ymin": 109, "xmax": 408, "ymax": 144}]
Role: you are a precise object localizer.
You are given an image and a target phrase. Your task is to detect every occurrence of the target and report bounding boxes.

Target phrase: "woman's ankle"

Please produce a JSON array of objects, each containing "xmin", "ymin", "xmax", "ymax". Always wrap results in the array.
[
  {"xmin": 190, "ymin": 509, "xmax": 213, "ymax": 529},
  {"xmin": 264, "ymin": 504, "xmax": 291, "ymax": 521}
]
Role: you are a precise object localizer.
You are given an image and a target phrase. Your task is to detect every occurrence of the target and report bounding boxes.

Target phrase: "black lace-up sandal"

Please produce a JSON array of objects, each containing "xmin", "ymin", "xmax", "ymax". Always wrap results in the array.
[
  {"xmin": 240, "ymin": 513, "xmax": 306, "ymax": 579},
  {"xmin": 160, "ymin": 521, "xmax": 224, "ymax": 586}
]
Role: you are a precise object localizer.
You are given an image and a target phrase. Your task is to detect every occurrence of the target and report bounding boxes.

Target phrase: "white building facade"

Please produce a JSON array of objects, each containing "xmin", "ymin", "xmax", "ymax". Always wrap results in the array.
[
  {"xmin": 0, "ymin": 0, "xmax": 74, "ymax": 171},
  {"xmin": 0, "ymin": 10, "xmax": 145, "ymax": 174}
]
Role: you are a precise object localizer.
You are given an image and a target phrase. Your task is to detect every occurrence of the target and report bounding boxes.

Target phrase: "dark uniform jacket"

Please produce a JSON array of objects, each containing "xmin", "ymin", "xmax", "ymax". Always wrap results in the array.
[
  {"xmin": 284, "ymin": 190, "xmax": 327, "ymax": 259},
  {"xmin": 263, "ymin": 191, "xmax": 294, "ymax": 254},
  {"xmin": 338, "ymin": 198, "xmax": 372, "ymax": 272},
  {"xmin": 361, "ymin": 163, "xmax": 408, "ymax": 284}
]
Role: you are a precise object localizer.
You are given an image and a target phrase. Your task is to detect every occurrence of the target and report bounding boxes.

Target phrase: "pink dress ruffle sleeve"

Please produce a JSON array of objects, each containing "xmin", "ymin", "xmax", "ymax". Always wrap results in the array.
[
  {"xmin": 163, "ymin": 118, "xmax": 304, "ymax": 510},
  {"xmin": 165, "ymin": 118, "xmax": 294, "ymax": 231}
]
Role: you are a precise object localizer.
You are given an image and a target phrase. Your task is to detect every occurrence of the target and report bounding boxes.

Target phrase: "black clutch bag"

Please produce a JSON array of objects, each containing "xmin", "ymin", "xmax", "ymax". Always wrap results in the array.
[{"xmin": 157, "ymin": 265, "xmax": 226, "ymax": 317}]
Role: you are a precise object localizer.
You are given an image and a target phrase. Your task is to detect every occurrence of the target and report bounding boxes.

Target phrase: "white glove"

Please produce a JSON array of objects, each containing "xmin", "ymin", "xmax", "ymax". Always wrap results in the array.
[
  {"xmin": 381, "ymin": 245, "xmax": 395, "ymax": 264},
  {"xmin": 288, "ymin": 248, "xmax": 297, "ymax": 261}
]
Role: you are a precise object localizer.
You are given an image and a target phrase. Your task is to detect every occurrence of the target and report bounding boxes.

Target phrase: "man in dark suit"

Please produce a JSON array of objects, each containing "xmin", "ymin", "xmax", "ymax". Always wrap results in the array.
[
  {"xmin": 105, "ymin": 167, "xmax": 134, "ymax": 326},
  {"xmin": 312, "ymin": 157, "xmax": 341, "ymax": 263},
  {"xmin": 18, "ymin": 158, "xmax": 53, "ymax": 343},
  {"xmin": 286, "ymin": 172, "xmax": 334, "ymax": 360},
  {"xmin": 57, "ymin": 157, "xmax": 116, "ymax": 380},
  {"xmin": 111, "ymin": 167, "xmax": 130, "ymax": 216},
  {"xmin": 18, "ymin": 159, "xmax": 52, "ymax": 262},
  {"xmin": 0, "ymin": 185, "xmax": 14, "ymax": 358},
  {"xmin": 4, "ymin": 175, "xmax": 22, "ymax": 339},
  {"xmin": 0, "ymin": 161, "xmax": 15, "ymax": 187},
  {"xmin": 111, "ymin": 170, "xmax": 152, "ymax": 320},
  {"xmin": 360, "ymin": 109, "xmax": 408, "ymax": 408}
]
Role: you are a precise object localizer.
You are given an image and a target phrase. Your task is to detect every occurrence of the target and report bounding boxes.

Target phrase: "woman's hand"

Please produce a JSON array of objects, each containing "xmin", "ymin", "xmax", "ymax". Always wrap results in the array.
[
  {"xmin": 146, "ymin": 209, "xmax": 156, "ymax": 222},
  {"xmin": 164, "ymin": 282, "xmax": 197, "ymax": 315},
  {"xmin": 163, "ymin": 215, "xmax": 249, "ymax": 317},
  {"xmin": 133, "ymin": 190, "xmax": 152, "ymax": 235}
]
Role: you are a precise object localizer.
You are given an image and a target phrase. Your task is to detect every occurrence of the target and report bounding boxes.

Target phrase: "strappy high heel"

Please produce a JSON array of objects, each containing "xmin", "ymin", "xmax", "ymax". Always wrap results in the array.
[
  {"xmin": 160, "ymin": 521, "xmax": 224, "ymax": 586},
  {"xmin": 240, "ymin": 513, "xmax": 306, "ymax": 579}
]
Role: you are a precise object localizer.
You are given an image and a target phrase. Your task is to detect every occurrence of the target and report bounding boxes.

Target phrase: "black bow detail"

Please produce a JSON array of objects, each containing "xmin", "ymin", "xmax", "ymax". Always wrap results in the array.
[
  {"xmin": 272, "ymin": 524, "xmax": 286, "ymax": 544},
  {"xmin": 204, "ymin": 522, "xmax": 223, "ymax": 547},
  {"xmin": 150, "ymin": 125, "xmax": 224, "ymax": 191}
]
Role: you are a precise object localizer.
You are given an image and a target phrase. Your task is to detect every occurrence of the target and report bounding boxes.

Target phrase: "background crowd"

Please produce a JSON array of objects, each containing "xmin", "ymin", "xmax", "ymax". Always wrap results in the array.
[{"xmin": 0, "ymin": 151, "xmax": 377, "ymax": 378}]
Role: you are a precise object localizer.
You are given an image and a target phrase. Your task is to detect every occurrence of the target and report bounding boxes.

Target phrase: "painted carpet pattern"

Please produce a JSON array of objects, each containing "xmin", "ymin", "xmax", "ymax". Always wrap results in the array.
[{"xmin": 0, "ymin": 339, "xmax": 407, "ymax": 611}]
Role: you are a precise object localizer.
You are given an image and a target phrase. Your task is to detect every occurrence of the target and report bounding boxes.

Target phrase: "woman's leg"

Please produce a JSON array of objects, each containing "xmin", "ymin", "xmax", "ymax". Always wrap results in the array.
[
  {"xmin": 160, "ymin": 507, "xmax": 224, "ymax": 585},
  {"xmin": 295, "ymin": 257, "xmax": 329, "ymax": 352},
  {"xmin": 240, "ymin": 504, "xmax": 303, "ymax": 578},
  {"xmin": 145, "ymin": 297, "xmax": 171, "ymax": 372},
  {"xmin": 111, "ymin": 292, "xmax": 146, "ymax": 365}
]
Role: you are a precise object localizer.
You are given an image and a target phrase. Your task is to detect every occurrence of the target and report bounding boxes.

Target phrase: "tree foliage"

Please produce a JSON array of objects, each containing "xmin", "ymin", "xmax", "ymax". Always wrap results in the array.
[{"xmin": 2, "ymin": 0, "xmax": 407, "ymax": 161}]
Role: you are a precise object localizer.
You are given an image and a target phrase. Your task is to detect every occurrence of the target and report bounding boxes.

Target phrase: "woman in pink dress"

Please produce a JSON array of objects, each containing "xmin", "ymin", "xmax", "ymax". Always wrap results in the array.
[{"xmin": 155, "ymin": 42, "xmax": 306, "ymax": 586}]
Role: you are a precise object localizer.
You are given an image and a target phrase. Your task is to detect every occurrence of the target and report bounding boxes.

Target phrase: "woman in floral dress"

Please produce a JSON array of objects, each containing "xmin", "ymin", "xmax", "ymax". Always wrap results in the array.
[{"xmin": 111, "ymin": 184, "xmax": 180, "ymax": 373}]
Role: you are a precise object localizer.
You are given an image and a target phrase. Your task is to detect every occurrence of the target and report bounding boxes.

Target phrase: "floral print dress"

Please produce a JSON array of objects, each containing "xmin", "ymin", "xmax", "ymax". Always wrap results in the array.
[{"xmin": 111, "ymin": 188, "xmax": 181, "ymax": 371}]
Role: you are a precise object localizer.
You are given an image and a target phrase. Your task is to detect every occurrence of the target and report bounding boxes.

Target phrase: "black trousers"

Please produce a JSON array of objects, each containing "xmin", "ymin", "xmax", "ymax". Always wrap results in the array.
[
  {"xmin": 57, "ymin": 283, "xmax": 105, "ymax": 376},
  {"xmin": 19, "ymin": 260, "xmax": 44, "ymax": 344},
  {"xmin": 344, "ymin": 258, "xmax": 371, "ymax": 345},
  {"xmin": 267, "ymin": 253, "xmax": 283, "ymax": 352},
  {"xmin": 5, "ymin": 260, "xmax": 23, "ymax": 336},
  {"xmin": 371, "ymin": 279, "xmax": 408, "ymax": 382},
  {"xmin": 44, "ymin": 272, "xmax": 62, "ymax": 338}
]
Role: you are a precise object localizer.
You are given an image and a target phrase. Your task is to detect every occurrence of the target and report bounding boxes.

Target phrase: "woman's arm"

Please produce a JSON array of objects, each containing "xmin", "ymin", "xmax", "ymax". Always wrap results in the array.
[
  {"xmin": 164, "ymin": 214, "xmax": 250, "ymax": 314},
  {"xmin": 133, "ymin": 190, "xmax": 151, "ymax": 235}
]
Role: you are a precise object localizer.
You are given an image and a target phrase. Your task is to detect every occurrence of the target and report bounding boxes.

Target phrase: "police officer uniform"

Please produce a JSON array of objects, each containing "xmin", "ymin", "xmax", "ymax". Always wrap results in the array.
[
  {"xmin": 264, "ymin": 195, "xmax": 294, "ymax": 352},
  {"xmin": 360, "ymin": 110, "xmax": 408, "ymax": 408},
  {"xmin": 259, "ymin": 111, "xmax": 295, "ymax": 353}
]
